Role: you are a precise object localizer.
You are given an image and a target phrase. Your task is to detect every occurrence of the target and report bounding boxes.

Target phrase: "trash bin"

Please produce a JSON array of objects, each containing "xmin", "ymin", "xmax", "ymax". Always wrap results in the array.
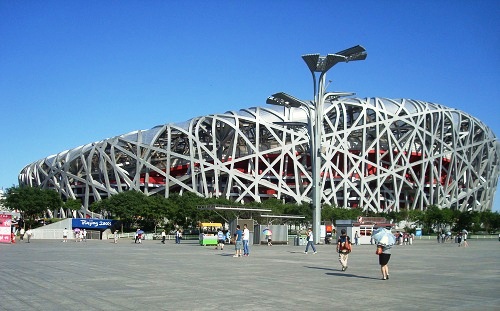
[
  {"xmin": 294, "ymin": 235, "xmax": 308, "ymax": 246},
  {"xmin": 294, "ymin": 235, "xmax": 306, "ymax": 246},
  {"xmin": 300, "ymin": 236, "xmax": 307, "ymax": 246}
]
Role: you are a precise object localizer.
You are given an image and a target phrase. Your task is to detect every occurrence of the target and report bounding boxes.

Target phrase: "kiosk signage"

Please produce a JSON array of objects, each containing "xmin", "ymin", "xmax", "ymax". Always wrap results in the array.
[{"xmin": 0, "ymin": 214, "xmax": 12, "ymax": 244}]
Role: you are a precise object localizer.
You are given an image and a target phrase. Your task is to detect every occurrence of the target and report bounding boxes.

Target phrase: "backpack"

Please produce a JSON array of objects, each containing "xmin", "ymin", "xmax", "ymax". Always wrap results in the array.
[{"xmin": 339, "ymin": 236, "xmax": 352, "ymax": 253}]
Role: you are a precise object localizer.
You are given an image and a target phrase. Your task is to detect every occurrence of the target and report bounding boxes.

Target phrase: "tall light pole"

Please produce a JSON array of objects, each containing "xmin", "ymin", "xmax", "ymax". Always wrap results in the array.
[
  {"xmin": 267, "ymin": 90, "xmax": 355, "ymax": 242},
  {"xmin": 267, "ymin": 45, "xmax": 367, "ymax": 243}
]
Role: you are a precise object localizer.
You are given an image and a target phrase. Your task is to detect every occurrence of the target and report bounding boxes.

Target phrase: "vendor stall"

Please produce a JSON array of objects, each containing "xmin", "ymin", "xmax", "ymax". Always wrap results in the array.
[{"xmin": 198, "ymin": 222, "xmax": 223, "ymax": 246}]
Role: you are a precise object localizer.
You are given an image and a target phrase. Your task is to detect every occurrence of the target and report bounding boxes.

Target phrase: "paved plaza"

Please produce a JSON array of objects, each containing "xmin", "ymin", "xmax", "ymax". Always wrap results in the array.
[{"xmin": 0, "ymin": 237, "xmax": 498, "ymax": 311}]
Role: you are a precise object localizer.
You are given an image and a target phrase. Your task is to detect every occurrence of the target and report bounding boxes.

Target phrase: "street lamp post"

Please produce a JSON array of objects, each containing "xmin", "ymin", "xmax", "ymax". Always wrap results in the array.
[
  {"xmin": 267, "ymin": 45, "xmax": 367, "ymax": 244},
  {"xmin": 267, "ymin": 91, "xmax": 355, "ymax": 242}
]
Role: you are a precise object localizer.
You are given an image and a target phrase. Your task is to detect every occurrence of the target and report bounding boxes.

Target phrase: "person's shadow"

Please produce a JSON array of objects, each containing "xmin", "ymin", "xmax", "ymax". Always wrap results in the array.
[{"xmin": 304, "ymin": 266, "xmax": 379, "ymax": 280}]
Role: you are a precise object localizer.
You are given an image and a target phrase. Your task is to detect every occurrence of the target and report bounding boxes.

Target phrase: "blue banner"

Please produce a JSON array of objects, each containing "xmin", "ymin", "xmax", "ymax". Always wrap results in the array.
[{"xmin": 72, "ymin": 218, "xmax": 116, "ymax": 230}]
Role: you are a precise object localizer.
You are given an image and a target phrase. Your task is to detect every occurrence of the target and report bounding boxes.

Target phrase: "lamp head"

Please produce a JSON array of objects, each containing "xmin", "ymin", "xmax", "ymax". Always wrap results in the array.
[
  {"xmin": 266, "ymin": 92, "xmax": 306, "ymax": 108},
  {"xmin": 302, "ymin": 45, "xmax": 367, "ymax": 73}
]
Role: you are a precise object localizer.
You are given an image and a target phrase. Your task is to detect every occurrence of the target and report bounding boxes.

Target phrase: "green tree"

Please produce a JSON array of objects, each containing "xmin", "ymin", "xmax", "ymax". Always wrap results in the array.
[
  {"xmin": 198, "ymin": 196, "xmax": 234, "ymax": 224},
  {"xmin": 440, "ymin": 208, "xmax": 456, "ymax": 230},
  {"xmin": 283, "ymin": 202, "xmax": 310, "ymax": 220},
  {"xmin": 490, "ymin": 212, "xmax": 500, "ymax": 233},
  {"xmin": 144, "ymin": 195, "xmax": 170, "ymax": 232},
  {"xmin": 167, "ymin": 192, "xmax": 207, "ymax": 229},
  {"xmin": 3, "ymin": 186, "xmax": 63, "ymax": 227},
  {"xmin": 105, "ymin": 190, "xmax": 149, "ymax": 230},
  {"xmin": 385, "ymin": 210, "xmax": 406, "ymax": 224},
  {"xmin": 423, "ymin": 205, "xmax": 444, "ymax": 233},
  {"xmin": 399, "ymin": 209, "xmax": 409, "ymax": 223},
  {"xmin": 89, "ymin": 199, "xmax": 109, "ymax": 218},
  {"xmin": 261, "ymin": 199, "xmax": 286, "ymax": 215},
  {"xmin": 479, "ymin": 210, "xmax": 498, "ymax": 233},
  {"xmin": 64, "ymin": 198, "xmax": 82, "ymax": 216},
  {"xmin": 408, "ymin": 210, "xmax": 425, "ymax": 227},
  {"xmin": 321, "ymin": 205, "xmax": 336, "ymax": 224},
  {"xmin": 453, "ymin": 210, "xmax": 480, "ymax": 233},
  {"xmin": 332, "ymin": 207, "xmax": 354, "ymax": 222}
]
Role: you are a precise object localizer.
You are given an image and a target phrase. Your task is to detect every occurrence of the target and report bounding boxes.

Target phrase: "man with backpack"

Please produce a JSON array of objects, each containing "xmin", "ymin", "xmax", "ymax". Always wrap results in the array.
[{"xmin": 336, "ymin": 229, "xmax": 352, "ymax": 271}]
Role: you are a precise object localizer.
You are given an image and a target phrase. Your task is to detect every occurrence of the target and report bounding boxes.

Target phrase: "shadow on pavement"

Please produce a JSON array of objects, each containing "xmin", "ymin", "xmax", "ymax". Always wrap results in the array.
[{"xmin": 304, "ymin": 265, "xmax": 379, "ymax": 280}]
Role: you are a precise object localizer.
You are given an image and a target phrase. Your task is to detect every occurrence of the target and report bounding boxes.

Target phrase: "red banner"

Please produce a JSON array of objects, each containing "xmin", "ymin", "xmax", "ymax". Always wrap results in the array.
[{"xmin": 0, "ymin": 214, "xmax": 12, "ymax": 244}]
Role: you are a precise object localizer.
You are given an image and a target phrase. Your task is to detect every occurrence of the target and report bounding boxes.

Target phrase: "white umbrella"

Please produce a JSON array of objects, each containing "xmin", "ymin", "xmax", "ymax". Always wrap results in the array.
[{"xmin": 371, "ymin": 228, "xmax": 396, "ymax": 246}]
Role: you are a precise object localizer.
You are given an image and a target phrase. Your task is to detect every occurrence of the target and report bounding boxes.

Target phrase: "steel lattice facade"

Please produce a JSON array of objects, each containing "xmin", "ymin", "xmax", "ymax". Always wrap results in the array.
[{"xmin": 19, "ymin": 97, "xmax": 500, "ymax": 213}]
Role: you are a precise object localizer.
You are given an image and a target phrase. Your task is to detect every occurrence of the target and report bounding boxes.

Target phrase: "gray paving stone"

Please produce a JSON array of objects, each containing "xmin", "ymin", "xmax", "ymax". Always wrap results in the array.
[{"xmin": 0, "ymin": 238, "xmax": 498, "ymax": 310}]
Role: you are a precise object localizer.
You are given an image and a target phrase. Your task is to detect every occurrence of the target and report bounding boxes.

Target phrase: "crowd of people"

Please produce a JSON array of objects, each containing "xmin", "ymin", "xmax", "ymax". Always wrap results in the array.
[
  {"xmin": 437, "ymin": 230, "xmax": 469, "ymax": 247},
  {"xmin": 395, "ymin": 231, "xmax": 415, "ymax": 245},
  {"xmin": 73, "ymin": 228, "xmax": 87, "ymax": 242}
]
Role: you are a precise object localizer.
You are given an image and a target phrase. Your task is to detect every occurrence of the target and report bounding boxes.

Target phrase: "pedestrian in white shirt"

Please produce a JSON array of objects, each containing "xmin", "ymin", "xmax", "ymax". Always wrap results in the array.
[
  {"xmin": 62, "ymin": 228, "xmax": 68, "ymax": 242},
  {"xmin": 243, "ymin": 224, "xmax": 250, "ymax": 256}
]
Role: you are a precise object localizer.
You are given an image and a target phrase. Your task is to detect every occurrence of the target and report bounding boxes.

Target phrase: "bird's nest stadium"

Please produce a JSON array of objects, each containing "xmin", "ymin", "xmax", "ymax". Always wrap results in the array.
[{"xmin": 19, "ymin": 97, "xmax": 500, "ymax": 213}]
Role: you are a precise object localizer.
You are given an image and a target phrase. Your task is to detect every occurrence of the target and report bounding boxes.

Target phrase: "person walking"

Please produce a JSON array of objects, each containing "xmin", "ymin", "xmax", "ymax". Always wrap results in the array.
[
  {"xmin": 304, "ymin": 228, "xmax": 317, "ymax": 254},
  {"xmin": 74, "ymin": 229, "xmax": 80, "ymax": 242},
  {"xmin": 19, "ymin": 227, "xmax": 25, "ymax": 241},
  {"xmin": 26, "ymin": 228, "xmax": 32, "ymax": 243},
  {"xmin": 242, "ymin": 224, "xmax": 250, "ymax": 256},
  {"xmin": 216, "ymin": 228, "xmax": 225, "ymax": 250},
  {"xmin": 354, "ymin": 230, "xmax": 360, "ymax": 245},
  {"xmin": 462, "ymin": 230, "xmax": 469, "ymax": 247},
  {"xmin": 161, "ymin": 229, "xmax": 166, "ymax": 244},
  {"xmin": 376, "ymin": 243, "xmax": 392, "ymax": 280},
  {"xmin": 134, "ymin": 229, "xmax": 140, "ymax": 244},
  {"xmin": 82, "ymin": 229, "xmax": 87, "ymax": 242},
  {"xmin": 62, "ymin": 228, "xmax": 68, "ymax": 242},
  {"xmin": 266, "ymin": 230, "xmax": 272, "ymax": 246},
  {"xmin": 114, "ymin": 230, "xmax": 119, "ymax": 244},
  {"xmin": 175, "ymin": 229, "xmax": 182, "ymax": 244},
  {"xmin": 233, "ymin": 225, "xmax": 243, "ymax": 258},
  {"xmin": 337, "ymin": 229, "xmax": 352, "ymax": 271},
  {"xmin": 457, "ymin": 232, "xmax": 462, "ymax": 246}
]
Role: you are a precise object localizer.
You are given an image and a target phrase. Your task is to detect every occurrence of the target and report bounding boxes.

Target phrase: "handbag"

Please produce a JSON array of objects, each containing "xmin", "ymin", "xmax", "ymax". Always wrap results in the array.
[{"xmin": 376, "ymin": 245, "xmax": 383, "ymax": 255}]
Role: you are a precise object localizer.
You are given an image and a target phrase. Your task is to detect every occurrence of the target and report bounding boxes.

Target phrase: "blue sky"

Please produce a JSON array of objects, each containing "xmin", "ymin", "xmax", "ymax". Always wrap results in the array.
[{"xmin": 1, "ymin": 1, "xmax": 499, "ymax": 211}]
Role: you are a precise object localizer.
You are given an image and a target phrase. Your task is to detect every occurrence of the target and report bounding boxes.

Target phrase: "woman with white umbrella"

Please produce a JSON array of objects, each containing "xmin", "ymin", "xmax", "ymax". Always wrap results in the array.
[
  {"xmin": 372, "ymin": 228, "xmax": 396, "ymax": 280},
  {"xmin": 377, "ymin": 243, "xmax": 392, "ymax": 280}
]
